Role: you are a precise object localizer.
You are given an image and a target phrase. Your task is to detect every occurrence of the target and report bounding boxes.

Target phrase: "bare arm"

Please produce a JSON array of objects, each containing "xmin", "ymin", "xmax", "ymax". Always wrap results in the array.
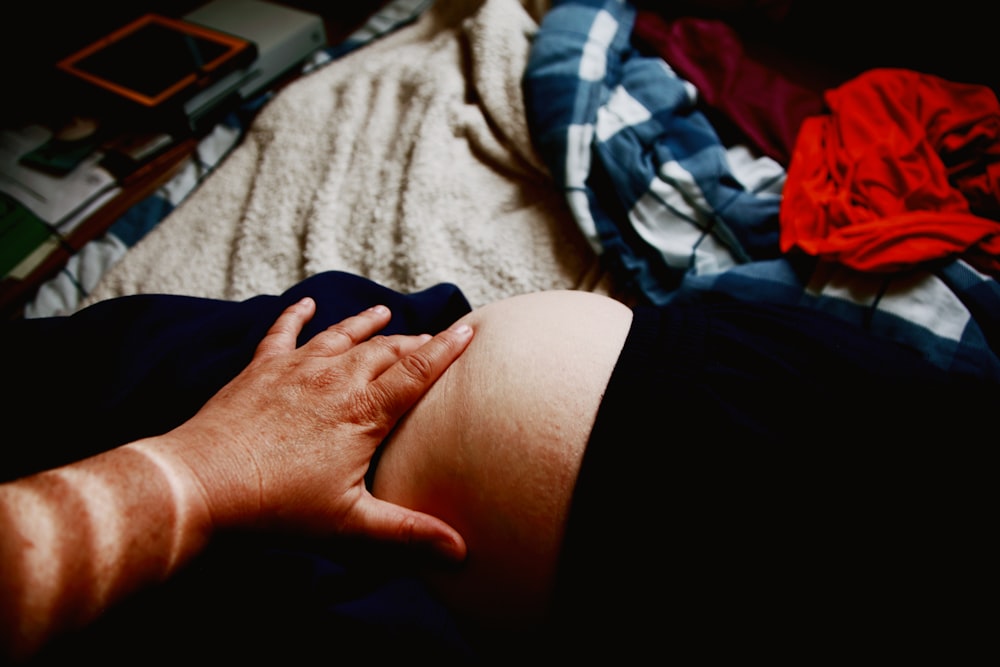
[{"xmin": 0, "ymin": 298, "xmax": 472, "ymax": 661}]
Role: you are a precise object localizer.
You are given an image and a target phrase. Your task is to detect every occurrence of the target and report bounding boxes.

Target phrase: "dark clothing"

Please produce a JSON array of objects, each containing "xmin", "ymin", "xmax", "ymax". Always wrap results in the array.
[
  {"xmin": 3, "ymin": 273, "xmax": 993, "ymax": 663},
  {"xmin": 548, "ymin": 295, "xmax": 996, "ymax": 661},
  {"xmin": 1, "ymin": 271, "xmax": 471, "ymax": 484},
  {"xmin": 1, "ymin": 271, "xmax": 475, "ymax": 664}
]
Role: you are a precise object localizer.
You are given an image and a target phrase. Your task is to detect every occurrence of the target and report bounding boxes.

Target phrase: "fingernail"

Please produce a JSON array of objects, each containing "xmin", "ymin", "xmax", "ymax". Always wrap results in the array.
[
  {"xmin": 440, "ymin": 537, "xmax": 467, "ymax": 565},
  {"xmin": 368, "ymin": 304, "xmax": 389, "ymax": 316},
  {"xmin": 449, "ymin": 323, "xmax": 472, "ymax": 337}
]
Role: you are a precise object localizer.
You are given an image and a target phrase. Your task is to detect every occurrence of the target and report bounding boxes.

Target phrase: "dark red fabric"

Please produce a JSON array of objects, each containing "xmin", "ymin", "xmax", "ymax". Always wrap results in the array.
[
  {"xmin": 633, "ymin": 11, "xmax": 825, "ymax": 165},
  {"xmin": 779, "ymin": 68, "xmax": 1000, "ymax": 276}
]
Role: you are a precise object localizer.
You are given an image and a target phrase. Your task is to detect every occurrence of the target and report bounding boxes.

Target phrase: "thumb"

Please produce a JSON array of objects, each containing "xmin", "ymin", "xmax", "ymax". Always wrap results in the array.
[{"xmin": 350, "ymin": 496, "xmax": 468, "ymax": 563}]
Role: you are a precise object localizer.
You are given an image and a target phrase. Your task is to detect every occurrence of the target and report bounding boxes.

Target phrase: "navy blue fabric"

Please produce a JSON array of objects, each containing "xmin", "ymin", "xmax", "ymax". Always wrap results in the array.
[
  {"xmin": 672, "ymin": 257, "xmax": 1000, "ymax": 381},
  {"xmin": 2, "ymin": 270, "xmax": 471, "ymax": 482},
  {"xmin": 1, "ymin": 271, "xmax": 475, "ymax": 664}
]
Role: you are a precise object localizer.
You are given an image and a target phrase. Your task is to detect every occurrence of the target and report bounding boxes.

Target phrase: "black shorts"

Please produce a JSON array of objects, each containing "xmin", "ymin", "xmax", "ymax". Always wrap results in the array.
[{"xmin": 546, "ymin": 296, "xmax": 996, "ymax": 660}]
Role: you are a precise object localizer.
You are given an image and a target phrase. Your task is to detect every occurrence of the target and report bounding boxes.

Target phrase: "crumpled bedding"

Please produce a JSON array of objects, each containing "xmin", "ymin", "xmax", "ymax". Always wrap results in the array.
[
  {"xmin": 74, "ymin": 0, "xmax": 1000, "ymax": 380},
  {"xmin": 81, "ymin": 0, "xmax": 612, "ymax": 312},
  {"xmin": 524, "ymin": 0, "xmax": 1000, "ymax": 380}
]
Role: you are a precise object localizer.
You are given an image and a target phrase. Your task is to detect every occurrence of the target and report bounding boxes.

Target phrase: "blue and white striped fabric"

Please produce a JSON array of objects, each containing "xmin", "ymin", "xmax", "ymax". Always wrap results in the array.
[
  {"xmin": 24, "ymin": 120, "xmax": 245, "ymax": 318},
  {"xmin": 524, "ymin": 0, "xmax": 786, "ymax": 305},
  {"xmin": 672, "ymin": 258, "xmax": 1000, "ymax": 380},
  {"xmin": 524, "ymin": 0, "xmax": 1000, "ymax": 380}
]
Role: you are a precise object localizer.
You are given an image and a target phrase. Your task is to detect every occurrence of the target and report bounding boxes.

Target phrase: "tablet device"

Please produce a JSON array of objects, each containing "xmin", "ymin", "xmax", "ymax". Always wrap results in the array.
[{"xmin": 57, "ymin": 14, "xmax": 257, "ymax": 111}]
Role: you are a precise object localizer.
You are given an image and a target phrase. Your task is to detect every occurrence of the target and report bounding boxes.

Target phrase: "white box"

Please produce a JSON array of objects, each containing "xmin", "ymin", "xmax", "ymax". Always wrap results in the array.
[{"xmin": 182, "ymin": 0, "xmax": 327, "ymax": 123}]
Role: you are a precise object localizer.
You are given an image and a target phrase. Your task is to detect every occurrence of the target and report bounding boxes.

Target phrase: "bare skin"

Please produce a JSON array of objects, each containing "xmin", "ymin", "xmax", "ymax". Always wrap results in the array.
[
  {"xmin": 0, "ymin": 298, "xmax": 473, "ymax": 662},
  {"xmin": 372, "ymin": 290, "xmax": 633, "ymax": 637}
]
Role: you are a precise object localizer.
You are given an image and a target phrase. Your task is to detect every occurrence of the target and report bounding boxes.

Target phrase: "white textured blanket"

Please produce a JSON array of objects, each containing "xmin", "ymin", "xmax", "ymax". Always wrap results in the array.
[{"xmin": 83, "ymin": 0, "xmax": 611, "ymax": 310}]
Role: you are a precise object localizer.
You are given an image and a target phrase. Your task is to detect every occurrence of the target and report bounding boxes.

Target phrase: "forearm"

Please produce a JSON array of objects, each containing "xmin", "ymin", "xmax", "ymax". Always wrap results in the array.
[
  {"xmin": 0, "ymin": 300, "xmax": 473, "ymax": 661},
  {"xmin": 0, "ymin": 435, "xmax": 212, "ymax": 662}
]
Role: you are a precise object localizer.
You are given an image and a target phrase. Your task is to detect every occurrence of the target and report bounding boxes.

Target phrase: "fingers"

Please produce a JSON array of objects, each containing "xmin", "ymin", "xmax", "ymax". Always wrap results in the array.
[
  {"xmin": 307, "ymin": 305, "xmax": 394, "ymax": 356},
  {"xmin": 257, "ymin": 300, "xmax": 473, "ymax": 420},
  {"xmin": 353, "ymin": 496, "xmax": 468, "ymax": 563},
  {"xmin": 256, "ymin": 300, "xmax": 399, "ymax": 359},
  {"xmin": 254, "ymin": 297, "xmax": 317, "ymax": 357},
  {"xmin": 371, "ymin": 321, "xmax": 474, "ymax": 417}
]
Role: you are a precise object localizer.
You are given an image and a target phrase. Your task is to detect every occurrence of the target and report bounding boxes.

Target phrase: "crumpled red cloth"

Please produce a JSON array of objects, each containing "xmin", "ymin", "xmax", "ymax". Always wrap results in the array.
[{"xmin": 779, "ymin": 68, "xmax": 1000, "ymax": 276}]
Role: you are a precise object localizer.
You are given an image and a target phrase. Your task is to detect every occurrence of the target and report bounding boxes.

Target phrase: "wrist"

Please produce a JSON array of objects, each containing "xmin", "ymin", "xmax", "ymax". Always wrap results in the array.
[
  {"xmin": 140, "ymin": 420, "xmax": 264, "ymax": 532},
  {"xmin": 123, "ymin": 434, "xmax": 219, "ymax": 548}
]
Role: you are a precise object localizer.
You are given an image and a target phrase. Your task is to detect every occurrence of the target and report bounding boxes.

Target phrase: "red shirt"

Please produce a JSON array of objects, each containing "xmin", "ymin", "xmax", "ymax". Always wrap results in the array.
[{"xmin": 780, "ymin": 68, "xmax": 1000, "ymax": 276}]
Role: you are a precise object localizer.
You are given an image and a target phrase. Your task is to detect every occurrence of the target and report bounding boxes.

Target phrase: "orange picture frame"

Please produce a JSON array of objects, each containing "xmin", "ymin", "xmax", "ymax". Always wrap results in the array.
[{"xmin": 57, "ymin": 14, "xmax": 256, "ymax": 109}]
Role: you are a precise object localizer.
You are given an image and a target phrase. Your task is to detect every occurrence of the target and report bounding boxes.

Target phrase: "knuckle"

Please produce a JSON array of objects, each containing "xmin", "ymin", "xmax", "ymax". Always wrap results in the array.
[
  {"xmin": 323, "ymin": 324, "xmax": 357, "ymax": 346},
  {"xmin": 395, "ymin": 514, "xmax": 418, "ymax": 545},
  {"xmin": 353, "ymin": 386, "xmax": 395, "ymax": 434},
  {"xmin": 368, "ymin": 334, "xmax": 400, "ymax": 355},
  {"xmin": 397, "ymin": 349, "xmax": 435, "ymax": 383},
  {"xmin": 306, "ymin": 330, "xmax": 354, "ymax": 356},
  {"xmin": 305, "ymin": 364, "xmax": 341, "ymax": 387}
]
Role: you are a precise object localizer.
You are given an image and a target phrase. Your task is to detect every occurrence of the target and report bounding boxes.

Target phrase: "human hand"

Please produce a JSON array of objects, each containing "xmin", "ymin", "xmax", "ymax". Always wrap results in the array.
[{"xmin": 154, "ymin": 297, "xmax": 473, "ymax": 561}]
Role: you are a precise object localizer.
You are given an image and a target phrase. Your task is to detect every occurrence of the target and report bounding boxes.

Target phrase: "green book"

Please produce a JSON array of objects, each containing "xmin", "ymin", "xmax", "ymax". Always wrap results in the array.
[{"xmin": 1, "ymin": 192, "xmax": 60, "ymax": 280}]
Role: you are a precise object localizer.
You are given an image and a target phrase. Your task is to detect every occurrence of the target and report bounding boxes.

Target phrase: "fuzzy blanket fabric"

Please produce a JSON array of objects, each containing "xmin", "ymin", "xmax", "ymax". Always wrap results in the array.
[{"xmin": 82, "ymin": 0, "xmax": 611, "ymax": 310}]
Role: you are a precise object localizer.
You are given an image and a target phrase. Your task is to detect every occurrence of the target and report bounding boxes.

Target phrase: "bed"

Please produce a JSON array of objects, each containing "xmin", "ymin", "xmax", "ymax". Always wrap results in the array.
[
  {"xmin": 9, "ymin": 0, "xmax": 1000, "ymax": 661},
  {"xmin": 22, "ymin": 0, "xmax": 609, "ymax": 318},
  {"xmin": 20, "ymin": 0, "xmax": 1000, "ymax": 383}
]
